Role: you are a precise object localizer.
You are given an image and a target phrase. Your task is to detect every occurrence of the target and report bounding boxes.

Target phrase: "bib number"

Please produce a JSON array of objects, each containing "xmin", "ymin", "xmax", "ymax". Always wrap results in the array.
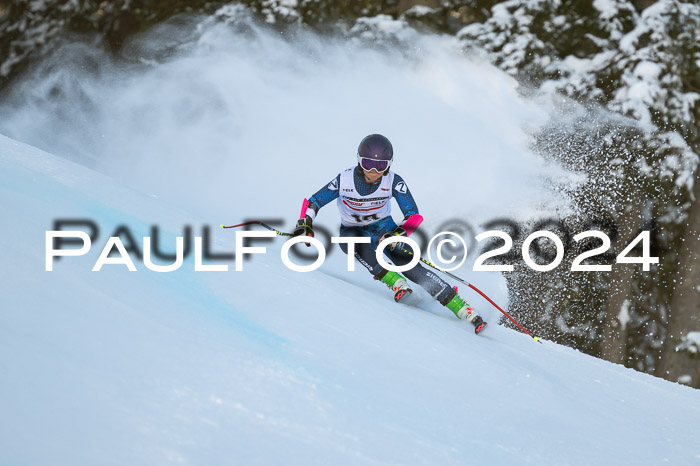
[{"xmin": 350, "ymin": 213, "xmax": 380, "ymax": 223}]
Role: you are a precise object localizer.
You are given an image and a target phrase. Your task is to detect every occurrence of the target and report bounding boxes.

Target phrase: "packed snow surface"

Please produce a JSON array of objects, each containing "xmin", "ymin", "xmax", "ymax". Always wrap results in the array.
[{"xmin": 1, "ymin": 135, "xmax": 699, "ymax": 465}]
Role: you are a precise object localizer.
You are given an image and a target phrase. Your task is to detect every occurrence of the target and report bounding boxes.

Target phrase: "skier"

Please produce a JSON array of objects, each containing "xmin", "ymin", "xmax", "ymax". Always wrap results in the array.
[{"xmin": 293, "ymin": 134, "xmax": 487, "ymax": 334}]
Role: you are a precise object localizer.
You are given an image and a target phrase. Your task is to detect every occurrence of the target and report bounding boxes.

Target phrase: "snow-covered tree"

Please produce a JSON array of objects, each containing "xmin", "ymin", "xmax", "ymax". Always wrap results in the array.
[{"xmin": 457, "ymin": 0, "xmax": 699, "ymax": 384}]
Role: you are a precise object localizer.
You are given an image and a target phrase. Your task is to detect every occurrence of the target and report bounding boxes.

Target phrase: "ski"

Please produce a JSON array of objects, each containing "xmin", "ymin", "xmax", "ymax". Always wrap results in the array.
[
  {"xmin": 394, "ymin": 287, "xmax": 412, "ymax": 303},
  {"xmin": 472, "ymin": 316, "xmax": 487, "ymax": 335}
]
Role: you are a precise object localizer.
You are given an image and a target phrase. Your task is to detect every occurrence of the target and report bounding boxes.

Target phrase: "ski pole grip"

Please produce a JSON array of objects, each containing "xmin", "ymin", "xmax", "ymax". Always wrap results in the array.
[{"xmin": 299, "ymin": 198, "xmax": 309, "ymax": 219}]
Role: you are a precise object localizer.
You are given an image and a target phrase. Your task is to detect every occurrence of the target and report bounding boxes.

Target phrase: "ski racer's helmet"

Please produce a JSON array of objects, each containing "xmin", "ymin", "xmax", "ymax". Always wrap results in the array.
[{"xmin": 357, "ymin": 134, "xmax": 393, "ymax": 174}]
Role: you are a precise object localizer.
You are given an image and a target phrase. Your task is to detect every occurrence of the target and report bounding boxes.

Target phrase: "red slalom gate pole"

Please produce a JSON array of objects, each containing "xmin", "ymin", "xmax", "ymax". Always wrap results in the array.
[
  {"xmin": 404, "ymin": 251, "xmax": 541, "ymax": 343},
  {"xmin": 466, "ymin": 283, "xmax": 540, "ymax": 343}
]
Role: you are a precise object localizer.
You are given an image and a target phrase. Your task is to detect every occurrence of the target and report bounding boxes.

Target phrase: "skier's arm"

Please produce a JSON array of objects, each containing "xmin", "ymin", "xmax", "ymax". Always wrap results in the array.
[
  {"xmin": 379, "ymin": 175, "xmax": 422, "ymax": 249},
  {"xmin": 293, "ymin": 175, "xmax": 340, "ymax": 244},
  {"xmin": 306, "ymin": 174, "xmax": 340, "ymax": 220},
  {"xmin": 392, "ymin": 174, "xmax": 419, "ymax": 220}
]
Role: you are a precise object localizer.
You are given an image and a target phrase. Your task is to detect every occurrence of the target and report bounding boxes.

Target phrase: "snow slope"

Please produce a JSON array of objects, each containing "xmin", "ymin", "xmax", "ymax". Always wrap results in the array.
[{"xmin": 1, "ymin": 134, "xmax": 699, "ymax": 465}]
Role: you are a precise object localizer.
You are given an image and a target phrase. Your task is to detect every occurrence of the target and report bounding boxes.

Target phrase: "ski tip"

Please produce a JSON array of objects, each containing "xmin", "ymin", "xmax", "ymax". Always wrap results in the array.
[
  {"xmin": 220, "ymin": 224, "xmax": 224, "ymax": 228},
  {"xmin": 533, "ymin": 336, "xmax": 542, "ymax": 343},
  {"xmin": 474, "ymin": 321, "xmax": 487, "ymax": 335}
]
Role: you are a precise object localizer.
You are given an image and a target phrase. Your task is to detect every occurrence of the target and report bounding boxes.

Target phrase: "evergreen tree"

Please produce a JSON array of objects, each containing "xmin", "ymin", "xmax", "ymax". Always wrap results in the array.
[{"xmin": 457, "ymin": 0, "xmax": 699, "ymax": 382}]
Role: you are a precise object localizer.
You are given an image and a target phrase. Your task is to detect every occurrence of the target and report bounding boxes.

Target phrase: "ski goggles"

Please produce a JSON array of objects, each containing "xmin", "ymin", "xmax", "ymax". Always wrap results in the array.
[{"xmin": 358, "ymin": 156, "xmax": 391, "ymax": 173}]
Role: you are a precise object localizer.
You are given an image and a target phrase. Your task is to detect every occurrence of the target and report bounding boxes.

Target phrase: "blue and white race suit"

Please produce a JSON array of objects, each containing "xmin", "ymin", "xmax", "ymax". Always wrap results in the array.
[{"xmin": 305, "ymin": 166, "xmax": 455, "ymax": 304}]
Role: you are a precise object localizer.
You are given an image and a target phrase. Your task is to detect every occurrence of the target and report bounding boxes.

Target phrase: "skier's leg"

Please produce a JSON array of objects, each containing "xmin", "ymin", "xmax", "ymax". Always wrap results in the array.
[
  {"xmin": 389, "ymin": 245, "xmax": 454, "ymax": 302},
  {"xmin": 337, "ymin": 227, "xmax": 412, "ymax": 301},
  {"xmin": 337, "ymin": 226, "xmax": 380, "ymax": 273},
  {"xmin": 389, "ymin": 245, "xmax": 487, "ymax": 333}
]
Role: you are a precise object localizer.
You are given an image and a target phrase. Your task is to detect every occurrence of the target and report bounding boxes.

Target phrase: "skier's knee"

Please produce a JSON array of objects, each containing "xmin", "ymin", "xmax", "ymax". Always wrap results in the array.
[{"xmin": 389, "ymin": 245, "xmax": 414, "ymax": 266}]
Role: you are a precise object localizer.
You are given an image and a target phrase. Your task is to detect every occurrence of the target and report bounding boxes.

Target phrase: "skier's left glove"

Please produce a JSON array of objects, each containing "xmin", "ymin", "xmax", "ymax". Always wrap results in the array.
[
  {"xmin": 379, "ymin": 225, "xmax": 408, "ymax": 251},
  {"xmin": 293, "ymin": 215, "xmax": 314, "ymax": 247}
]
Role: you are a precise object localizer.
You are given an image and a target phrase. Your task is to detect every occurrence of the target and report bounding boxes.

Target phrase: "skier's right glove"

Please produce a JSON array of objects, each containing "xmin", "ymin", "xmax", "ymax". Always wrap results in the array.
[
  {"xmin": 293, "ymin": 215, "xmax": 314, "ymax": 247},
  {"xmin": 379, "ymin": 225, "xmax": 408, "ymax": 251}
]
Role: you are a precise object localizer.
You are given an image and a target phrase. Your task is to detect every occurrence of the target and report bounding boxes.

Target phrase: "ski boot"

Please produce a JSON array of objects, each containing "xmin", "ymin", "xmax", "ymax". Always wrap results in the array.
[
  {"xmin": 446, "ymin": 294, "xmax": 487, "ymax": 334},
  {"xmin": 377, "ymin": 270, "xmax": 412, "ymax": 303}
]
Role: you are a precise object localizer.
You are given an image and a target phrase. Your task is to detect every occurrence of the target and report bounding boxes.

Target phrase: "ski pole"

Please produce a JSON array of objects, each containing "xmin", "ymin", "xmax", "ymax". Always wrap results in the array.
[
  {"xmin": 399, "ymin": 248, "xmax": 541, "ymax": 343},
  {"xmin": 220, "ymin": 221, "xmax": 294, "ymax": 237},
  {"xmin": 221, "ymin": 199, "xmax": 310, "ymax": 238},
  {"xmin": 299, "ymin": 198, "xmax": 309, "ymax": 219}
]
